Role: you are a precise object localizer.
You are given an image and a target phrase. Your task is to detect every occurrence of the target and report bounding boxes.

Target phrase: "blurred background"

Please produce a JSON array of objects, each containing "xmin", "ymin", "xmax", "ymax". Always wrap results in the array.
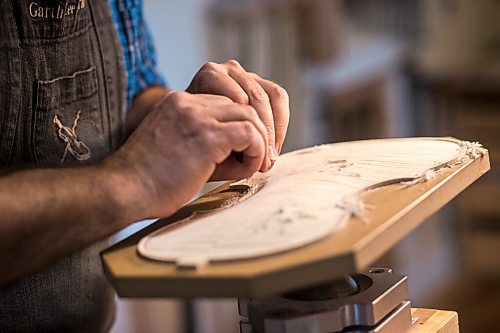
[{"xmin": 110, "ymin": 1, "xmax": 500, "ymax": 332}]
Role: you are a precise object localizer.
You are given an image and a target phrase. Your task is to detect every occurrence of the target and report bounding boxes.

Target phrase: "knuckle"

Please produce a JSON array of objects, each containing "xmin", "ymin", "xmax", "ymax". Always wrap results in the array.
[
  {"xmin": 201, "ymin": 61, "xmax": 219, "ymax": 72},
  {"xmin": 205, "ymin": 118, "xmax": 220, "ymax": 133},
  {"xmin": 241, "ymin": 104, "xmax": 256, "ymax": 114},
  {"xmin": 248, "ymin": 107, "xmax": 264, "ymax": 124},
  {"xmin": 270, "ymin": 85, "xmax": 289, "ymax": 102},
  {"xmin": 225, "ymin": 59, "xmax": 241, "ymax": 69},
  {"xmin": 196, "ymin": 69, "xmax": 215, "ymax": 81},
  {"xmin": 202, "ymin": 126, "xmax": 224, "ymax": 159},
  {"xmin": 199, "ymin": 120, "xmax": 218, "ymax": 140},
  {"xmin": 179, "ymin": 105, "xmax": 199, "ymax": 123},
  {"xmin": 193, "ymin": 71, "xmax": 215, "ymax": 92},
  {"xmin": 240, "ymin": 121, "xmax": 255, "ymax": 137},
  {"xmin": 249, "ymin": 87, "xmax": 269, "ymax": 103},
  {"xmin": 240, "ymin": 104, "xmax": 258, "ymax": 120},
  {"xmin": 167, "ymin": 91, "xmax": 186, "ymax": 105},
  {"xmin": 190, "ymin": 118, "xmax": 217, "ymax": 145},
  {"xmin": 248, "ymin": 72, "xmax": 259, "ymax": 79},
  {"xmin": 232, "ymin": 90, "xmax": 249, "ymax": 104}
]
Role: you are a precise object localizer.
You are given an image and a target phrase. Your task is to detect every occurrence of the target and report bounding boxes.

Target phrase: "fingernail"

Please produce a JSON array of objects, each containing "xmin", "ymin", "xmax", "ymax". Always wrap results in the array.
[
  {"xmin": 267, "ymin": 145, "xmax": 277, "ymax": 171},
  {"xmin": 269, "ymin": 145, "xmax": 277, "ymax": 161},
  {"xmin": 275, "ymin": 143, "xmax": 282, "ymax": 155}
]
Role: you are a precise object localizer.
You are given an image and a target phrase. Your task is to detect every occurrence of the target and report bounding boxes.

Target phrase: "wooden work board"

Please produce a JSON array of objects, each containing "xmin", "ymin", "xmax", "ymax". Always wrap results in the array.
[{"xmin": 102, "ymin": 140, "xmax": 490, "ymax": 298}]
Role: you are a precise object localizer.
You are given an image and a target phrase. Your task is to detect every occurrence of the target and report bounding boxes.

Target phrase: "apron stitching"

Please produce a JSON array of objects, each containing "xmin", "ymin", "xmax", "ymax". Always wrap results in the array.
[
  {"xmin": 88, "ymin": 1, "xmax": 114, "ymax": 151},
  {"xmin": 53, "ymin": 110, "xmax": 91, "ymax": 162}
]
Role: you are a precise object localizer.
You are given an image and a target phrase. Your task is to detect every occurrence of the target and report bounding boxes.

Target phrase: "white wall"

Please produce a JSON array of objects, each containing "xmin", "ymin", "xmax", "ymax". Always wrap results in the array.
[{"xmin": 144, "ymin": 0, "xmax": 210, "ymax": 90}]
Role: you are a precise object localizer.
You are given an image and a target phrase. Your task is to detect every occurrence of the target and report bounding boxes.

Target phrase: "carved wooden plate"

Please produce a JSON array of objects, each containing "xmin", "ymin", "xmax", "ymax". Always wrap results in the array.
[
  {"xmin": 102, "ymin": 137, "xmax": 489, "ymax": 298},
  {"xmin": 138, "ymin": 138, "xmax": 483, "ymax": 268}
]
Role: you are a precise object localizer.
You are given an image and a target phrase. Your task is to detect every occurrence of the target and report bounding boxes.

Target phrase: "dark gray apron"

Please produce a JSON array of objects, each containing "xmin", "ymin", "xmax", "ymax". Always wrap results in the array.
[{"xmin": 0, "ymin": 0, "xmax": 127, "ymax": 332}]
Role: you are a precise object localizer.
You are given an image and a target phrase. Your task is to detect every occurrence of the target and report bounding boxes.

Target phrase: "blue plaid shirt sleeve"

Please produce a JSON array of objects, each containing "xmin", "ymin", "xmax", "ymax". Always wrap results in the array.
[{"xmin": 110, "ymin": 0, "xmax": 167, "ymax": 107}]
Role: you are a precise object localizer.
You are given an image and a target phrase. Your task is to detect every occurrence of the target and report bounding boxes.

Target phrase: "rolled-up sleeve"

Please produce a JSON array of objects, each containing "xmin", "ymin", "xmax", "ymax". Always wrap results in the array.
[{"xmin": 110, "ymin": 0, "xmax": 167, "ymax": 107}]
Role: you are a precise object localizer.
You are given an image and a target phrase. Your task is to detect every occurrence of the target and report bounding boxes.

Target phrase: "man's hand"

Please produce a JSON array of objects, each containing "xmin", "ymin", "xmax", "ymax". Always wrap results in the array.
[
  {"xmin": 106, "ymin": 91, "xmax": 268, "ymax": 219},
  {"xmin": 0, "ymin": 63, "xmax": 290, "ymax": 283},
  {"xmin": 0, "ymin": 91, "xmax": 268, "ymax": 284},
  {"xmin": 186, "ymin": 60, "xmax": 290, "ymax": 172}
]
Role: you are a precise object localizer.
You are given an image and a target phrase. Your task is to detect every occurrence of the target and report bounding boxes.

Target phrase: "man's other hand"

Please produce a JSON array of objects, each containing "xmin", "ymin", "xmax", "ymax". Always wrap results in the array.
[{"xmin": 186, "ymin": 60, "xmax": 290, "ymax": 172}]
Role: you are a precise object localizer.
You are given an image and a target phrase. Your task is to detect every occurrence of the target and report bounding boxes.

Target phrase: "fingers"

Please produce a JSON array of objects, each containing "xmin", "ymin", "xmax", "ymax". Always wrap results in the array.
[
  {"xmin": 218, "ymin": 105, "xmax": 268, "ymax": 161},
  {"xmin": 197, "ymin": 93, "xmax": 235, "ymax": 106},
  {"xmin": 210, "ymin": 121, "xmax": 266, "ymax": 181},
  {"xmin": 190, "ymin": 68, "xmax": 250, "ymax": 105},
  {"xmin": 251, "ymin": 75, "xmax": 289, "ymax": 155},
  {"xmin": 187, "ymin": 60, "xmax": 290, "ymax": 169},
  {"xmin": 184, "ymin": 95, "xmax": 269, "ymax": 168},
  {"xmin": 118, "ymin": 90, "xmax": 272, "ymax": 218},
  {"xmin": 189, "ymin": 62, "xmax": 273, "ymax": 171},
  {"xmin": 224, "ymin": 61, "xmax": 276, "ymax": 164},
  {"xmin": 213, "ymin": 103, "xmax": 269, "ymax": 172}
]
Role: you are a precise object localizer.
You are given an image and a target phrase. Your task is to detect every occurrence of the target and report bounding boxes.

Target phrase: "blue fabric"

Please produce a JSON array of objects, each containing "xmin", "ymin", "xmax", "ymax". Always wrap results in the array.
[{"xmin": 109, "ymin": 0, "xmax": 166, "ymax": 107}]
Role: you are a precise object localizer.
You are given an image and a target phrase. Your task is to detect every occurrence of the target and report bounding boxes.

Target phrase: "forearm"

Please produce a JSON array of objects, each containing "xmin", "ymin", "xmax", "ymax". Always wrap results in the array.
[
  {"xmin": 0, "ymin": 86, "xmax": 171, "ymax": 285},
  {"xmin": 0, "ymin": 81, "xmax": 272, "ymax": 286},
  {"xmin": 0, "ymin": 164, "xmax": 141, "ymax": 285}
]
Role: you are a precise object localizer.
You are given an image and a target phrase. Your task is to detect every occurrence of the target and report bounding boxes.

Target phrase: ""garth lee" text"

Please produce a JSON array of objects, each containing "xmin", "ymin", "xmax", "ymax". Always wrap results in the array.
[{"xmin": 29, "ymin": 0, "xmax": 86, "ymax": 19}]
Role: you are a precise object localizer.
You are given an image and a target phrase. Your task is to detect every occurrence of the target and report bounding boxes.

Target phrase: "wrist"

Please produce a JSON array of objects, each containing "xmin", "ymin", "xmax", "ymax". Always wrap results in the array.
[{"xmin": 97, "ymin": 156, "xmax": 148, "ymax": 225}]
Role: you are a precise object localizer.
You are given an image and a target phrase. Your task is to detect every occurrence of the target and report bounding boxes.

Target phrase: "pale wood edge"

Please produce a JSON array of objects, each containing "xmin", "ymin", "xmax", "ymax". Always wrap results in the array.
[
  {"xmin": 355, "ymin": 152, "xmax": 491, "ymax": 268},
  {"xmin": 410, "ymin": 308, "xmax": 459, "ymax": 333}
]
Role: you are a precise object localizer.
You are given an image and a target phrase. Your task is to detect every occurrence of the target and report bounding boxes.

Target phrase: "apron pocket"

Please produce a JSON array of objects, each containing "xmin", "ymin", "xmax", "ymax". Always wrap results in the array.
[{"xmin": 33, "ymin": 66, "xmax": 108, "ymax": 167}]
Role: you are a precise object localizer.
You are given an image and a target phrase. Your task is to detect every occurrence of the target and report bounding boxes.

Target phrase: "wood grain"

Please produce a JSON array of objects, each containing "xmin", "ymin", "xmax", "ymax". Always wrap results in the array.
[
  {"xmin": 101, "ymin": 138, "xmax": 490, "ymax": 298},
  {"xmin": 410, "ymin": 308, "xmax": 459, "ymax": 333},
  {"xmin": 139, "ymin": 139, "xmax": 468, "ymax": 267}
]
